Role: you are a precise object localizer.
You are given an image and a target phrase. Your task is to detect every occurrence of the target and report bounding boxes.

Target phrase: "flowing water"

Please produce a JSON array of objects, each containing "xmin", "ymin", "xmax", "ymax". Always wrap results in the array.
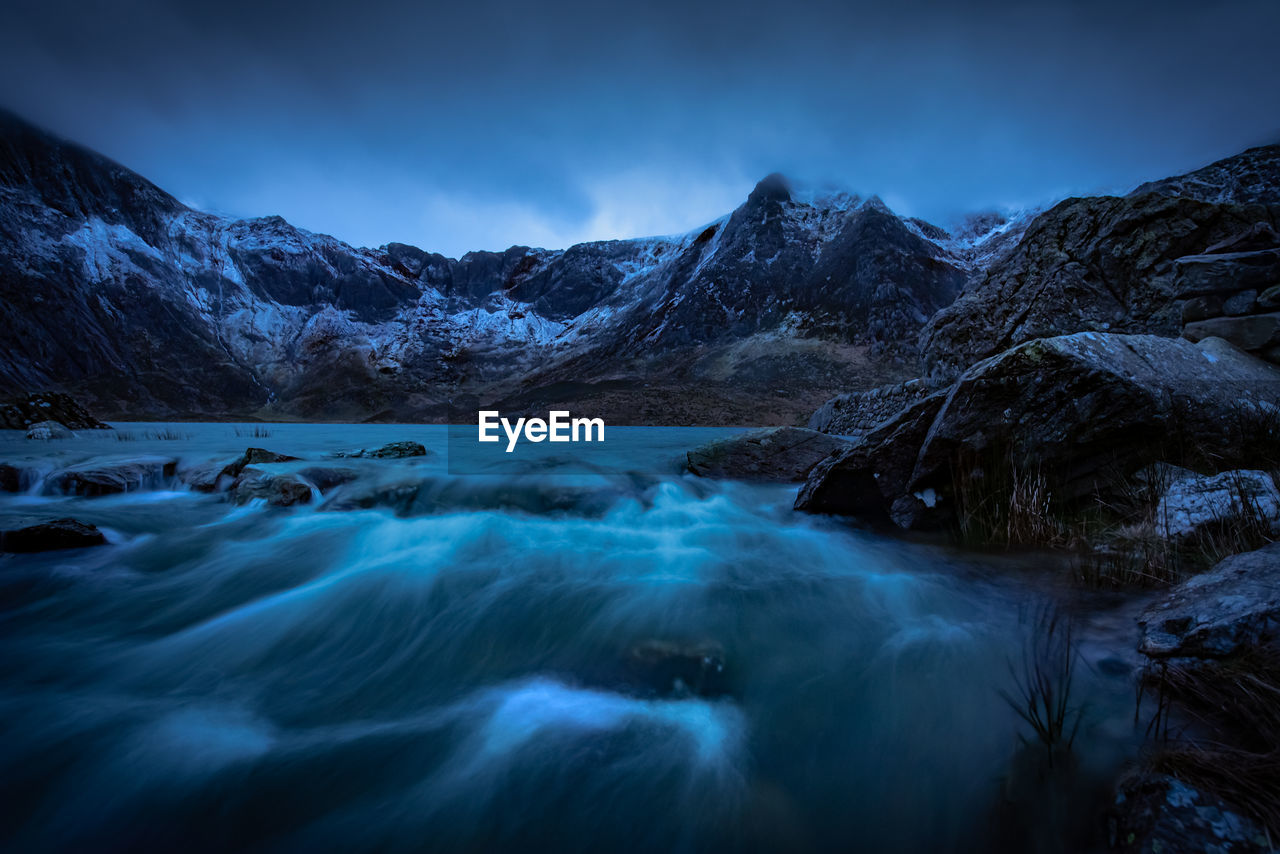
[{"xmin": 0, "ymin": 424, "xmax": 1151, "ymax": 853}]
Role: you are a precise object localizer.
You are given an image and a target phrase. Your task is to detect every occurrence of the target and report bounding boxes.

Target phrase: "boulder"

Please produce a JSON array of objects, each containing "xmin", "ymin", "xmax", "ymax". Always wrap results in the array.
[
  {"xmin": 797, "ymin": 333, "xmax": 1280, "ymax": 529},
  {"xmin": 1183, "ymin": 312, "xmax": 1280, "ymax": 352},
  {"xmin": 229, "ymin": 468, "xmax": 314, "ymax": 507},
  {"xmin": 0, "ymin": 392, "xmax": 111, "ymax": 431},
  {"xmin": 220, "ymin": 447, "xmax": 300, "ymax": 480},
  {"xmin": 686, "ymin": 427, "xmax": 851, "ymax": 482},
  {"xmin": 1109, "ymin": 773, "xmax": 1270, "ymax": 854},
  {"xmin": 180, "ymin": 460, "xmax": 234, "ymax": 493},
  {"xmin": 331, "ymin": 441, "xmax": 428, "ymax": 459},
  {"xmin": 1138, "ymin": 543, "xmax": 1280, "ymax": 659},
  {"xmin": 25, "ymin": 420, "xmax": 73, "ymax": 440},
  {"xmin": 47, "ymin": 456, "xmax": 178, "ymax": 496},
  {"xmin": 807, "ymin": 378, "xmax": 944, "ymax": 437},
  {"xmin": 0, "ymin": 518, "xmax": 107, "ymax": 552},
  {"xmin": 1156, "ymin": 470, "xmax": 1280, "ymax": 542}
]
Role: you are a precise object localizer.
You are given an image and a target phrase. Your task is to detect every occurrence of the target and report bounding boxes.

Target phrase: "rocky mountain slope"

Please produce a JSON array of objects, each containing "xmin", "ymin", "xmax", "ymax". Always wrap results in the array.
[
  {"xmin": 3, "ymin": 108, "xmax": 1278, "ymax": 424},
  {"xmin": 0, "ymin": 111, "xmax": 989, "ymax": 423}
]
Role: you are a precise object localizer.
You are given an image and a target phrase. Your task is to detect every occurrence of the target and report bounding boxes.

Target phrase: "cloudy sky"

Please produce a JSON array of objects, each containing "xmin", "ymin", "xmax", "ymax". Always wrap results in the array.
[{"xmin": 2, "ymin": 0, "xmax": 1278, "ymax": 256}]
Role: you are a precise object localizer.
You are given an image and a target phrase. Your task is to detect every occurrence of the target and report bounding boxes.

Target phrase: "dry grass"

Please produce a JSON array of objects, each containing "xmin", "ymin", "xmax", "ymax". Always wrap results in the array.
[
  {"xmin": 1138, "ymin": 648, "xmax": 1280, "ymax": 838},
  {"xmin": 234, "ymin": 425, "xmax": 273, "ymax": 438},
  {"xmin": 114, "ymin": 428, "xmax": 192, "ymax": 441}
]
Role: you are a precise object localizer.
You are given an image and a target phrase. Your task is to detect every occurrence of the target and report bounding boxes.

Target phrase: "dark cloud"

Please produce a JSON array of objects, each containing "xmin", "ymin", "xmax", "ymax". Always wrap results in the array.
[{"xmin": 2, "ymin": 0, "xmax": 1278, "ymax": 255}]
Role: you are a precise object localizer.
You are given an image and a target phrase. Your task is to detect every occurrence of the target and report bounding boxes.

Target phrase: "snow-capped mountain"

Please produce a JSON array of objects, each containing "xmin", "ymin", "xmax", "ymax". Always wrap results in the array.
[{"xmin": 0, "ymin": 111, "xmax": 972, "ymax": 422}]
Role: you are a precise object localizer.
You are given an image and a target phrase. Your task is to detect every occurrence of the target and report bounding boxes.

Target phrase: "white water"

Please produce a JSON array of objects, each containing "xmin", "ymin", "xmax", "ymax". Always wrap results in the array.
[{"xmin": 0, "ymin": 424, "xmax": 1148, "ymax": 852}]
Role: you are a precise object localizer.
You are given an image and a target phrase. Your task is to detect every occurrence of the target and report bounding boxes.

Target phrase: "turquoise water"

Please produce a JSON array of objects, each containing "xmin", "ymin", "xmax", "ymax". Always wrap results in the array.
[{"xmin": 0, "ymin": 424, "xmax": 1147, "ymax": 852}]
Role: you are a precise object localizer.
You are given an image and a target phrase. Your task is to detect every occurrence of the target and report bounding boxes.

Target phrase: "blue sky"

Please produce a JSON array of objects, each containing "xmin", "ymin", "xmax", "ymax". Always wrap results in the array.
[{"xmin": 2, "ymin": 0, "xmax": 1278, "ymax": 256}]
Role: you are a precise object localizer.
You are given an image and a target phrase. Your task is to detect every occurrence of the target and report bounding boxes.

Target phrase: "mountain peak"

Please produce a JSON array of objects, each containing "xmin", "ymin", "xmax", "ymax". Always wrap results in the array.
[{"xmin": 748, "ymin": 172, "xmax": 793, "ymax": 205}]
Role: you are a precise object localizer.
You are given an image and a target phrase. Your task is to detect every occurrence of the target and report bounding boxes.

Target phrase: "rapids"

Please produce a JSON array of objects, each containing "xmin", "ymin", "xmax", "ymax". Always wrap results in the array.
[{"xmin": 0, "ymin": 424, "xmax": 1150, "ymax": 852}]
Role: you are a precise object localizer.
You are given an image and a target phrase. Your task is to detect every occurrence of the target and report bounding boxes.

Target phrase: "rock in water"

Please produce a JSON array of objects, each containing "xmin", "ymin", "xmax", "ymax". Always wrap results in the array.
[
  {"xmin": 331, "ymin": 441, "xmax": 428, "ymax": 459},
  {"xmin": 230, "ymin": 469, "xmax": 314, "ymax": 507},
  {"xmin": 47, "ymin": 457, "xmax": 178, "ymax": 496},
  {"xmin": 0, "ymin": 519, "xmax": 107, "ymax": 552},
  {"xmin": 1138, "ymin": 542, "xmax": 1280, "ymax": 659},
  {"xmin": 797, "ymin": 333, "xmax": 1280, "ymax": 529},
  {"xmin": 220, "ymin": 448, "xmax": 300, "ymax": 480},
  {"xmin": 25, "ymin": 420, "xmax": 73, "ymax": 440},
  {"xmin": 686, "ymin": 427, "xmax": 851, "ymax": 482},
  {"xmin": 626, "ymin": 640, "xmax": 729, "ymax": 698}
]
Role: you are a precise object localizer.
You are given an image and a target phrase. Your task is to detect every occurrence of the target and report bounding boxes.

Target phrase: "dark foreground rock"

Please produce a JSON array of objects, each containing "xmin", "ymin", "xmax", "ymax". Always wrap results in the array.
[
  {"xmin": 0, "ymin": 463, "xmax": 19, "ymax": 492},
  {"xmin": 331, "ymin": 441, "xmax": 428, "ymax": 459},
  {"xmin": 0, "ymin": 518, "xmax": 107, "ymax": 552},
  {"xmin": 1138, "ymin": 542, "xmax": 1280, "ymax": 659},
  {"xmin": 0, "ymin": 392, "xmax": 111, "ymax": 431},
  {"xmin": 797, "ymin": 333, "xmax": 1280, "ymax": 529},
  {"xmin": 47, "ymin": 456, "xmax": 178, "ymax": 496},
  {"xmin": 686, "ymin": 427, "xmax": 851, "ymax": 482},
  {"xmin": 1110, "ymin": 773, "xmax": 1270, "ymax": 854}
]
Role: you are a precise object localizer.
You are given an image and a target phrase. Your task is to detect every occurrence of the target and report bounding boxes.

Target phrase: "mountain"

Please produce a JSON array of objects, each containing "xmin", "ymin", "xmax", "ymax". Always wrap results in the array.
[
  {"xmin": 920, "ymin": 144, "xmax": 1280, "ymax": 377},
  {"xmin": 0, "ymin": 110, "xmax": 979, "ymax": 423}
]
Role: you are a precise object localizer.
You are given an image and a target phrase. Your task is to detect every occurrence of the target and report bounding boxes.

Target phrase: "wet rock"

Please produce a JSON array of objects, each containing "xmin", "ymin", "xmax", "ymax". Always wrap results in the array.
[
  {"xmin": 626, "ymin": 640, "xmax": 729, "ymax": 698},
  {"xmin": 686, "ymin": 427, "xmax": 850, "ymax": 482},
  {"xmin": 180, "ymin": 460, "xmax": 234, "ymax": 493},
  {"xmin": 331, "ymin": 441, "xmax": 427, "ymax": 459},
  {"xmin": 797, "ymin": 333, "xmax": 1280, "ymax": 529},
  {"xmin": 1109, "ymin": 773, "xmax": 1270, "ymax": 854},
  {"xmin": 0, "ymin": 463, "xmax": 22, "ymax": 492},
  {"xmin": 220, "ymin": 447, "xmax": 300, "ymax": 480},
  {"xmin": 1138, "ymin": 543, "xmax": 1280, "ymax": 658},
  {"xmin": 0, "ymin": 518, "xmax": 107, "ymax": 552},
  {"xmin": 25, "ymin": 420, "xmax": 73, "ymax": 440},
  {"xmin": 47, "ymin": 456, "xmax": 178, "ymax": 496},
  {"xmin": 230, "ymin": 468, "xmax": 314, "ymax": 507},
  {"xmin": 296, "ymin": 466, "xmax": 360, "ymax": 492},
  {"xmin": 1156, "ymin": 470, "xmax": 1280, "ymax": 542},
  {"xmin": 0, "ymin": 392, "xmax": 111, "ymax": 431}
]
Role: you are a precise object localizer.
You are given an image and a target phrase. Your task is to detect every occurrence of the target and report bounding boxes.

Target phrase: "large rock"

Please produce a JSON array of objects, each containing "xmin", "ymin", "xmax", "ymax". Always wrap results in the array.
[
  {"xmin": 1138, "ymin": 543, "xmax": 1280, "ymax": 659},
  {"xmin": 686, "ymin": 427, "xmax": 851, "ymax": 482},
  {"xmin": 806, "ymin": 378, "xmax": 944, "ymax": 437},
  {"xmin": 220, "ymin": 447, "xmax": 299, "ymax": 480},
  {"xmin": 46, "ymin": 456, "xmax": 177, "ymax": 496},
  {"xmin": 0, "ymin": 518, "xmax": 107, "ymax": 552},
  {"xmin": 24, "ymin": 420, "xmax": 73, "ymax": 440},
  {"xmin": 1183, "ymin": 312, "xmax": 1280, "ymax": 352},
  {"xmin": 0, "ymin": 463, "xmax": 19, "ymax": 492},
  {"xmin": 229, "ymin": 468, "xmax": 314, "ymax": 507},
  {"xmin": 797, "ymin": 333, "xmax": 1280, "ymax": 529},
  {"xmin": 1156, "ymin": 469, "xmax": 1280, "ymax": 542},
  {"xmin": 921, "ymin": 185, "xmax": 1275, "ymax": 378},
  {"xmin": 0, "ymin": 392, "xmax": 110, "ymax": 430}
]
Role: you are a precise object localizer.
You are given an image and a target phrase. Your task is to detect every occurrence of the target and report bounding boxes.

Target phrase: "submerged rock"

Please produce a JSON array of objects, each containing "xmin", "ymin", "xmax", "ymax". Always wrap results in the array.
[
  {"xmin": 1138, "ymin": 542, "xmax": 1280, "ymax": 659},
  {"xmin": 797, "ymin": 333, "xmax": 1280, "ymax": 529},
  {"xmin": 626, "ymin": 640, "xmax": 729, "ymax": 698},
  {"xmin": 25, "ymin": 420, "xmax": 73, "ymax": 440},
  {"xmin": 331, "ymin": 441, "xmax": 428, "ymax": 459},
  {"xmin": 0, "ymin": 518, "xmax": 107, "ymax": 552},
  {"xmin": 1156, "ymin": 469, "xmax": 1280, "ymax": 542},
  {"xmin": 686, "ymin": 427, "xmax": 850, "ymax": 482},
  {"xmin": 47, "ymin": 456, "xmax": 178, "ymax": 496},
  {"xmin": 296, "ymin": 466, "xmax": 360, "ymax": 492}
]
